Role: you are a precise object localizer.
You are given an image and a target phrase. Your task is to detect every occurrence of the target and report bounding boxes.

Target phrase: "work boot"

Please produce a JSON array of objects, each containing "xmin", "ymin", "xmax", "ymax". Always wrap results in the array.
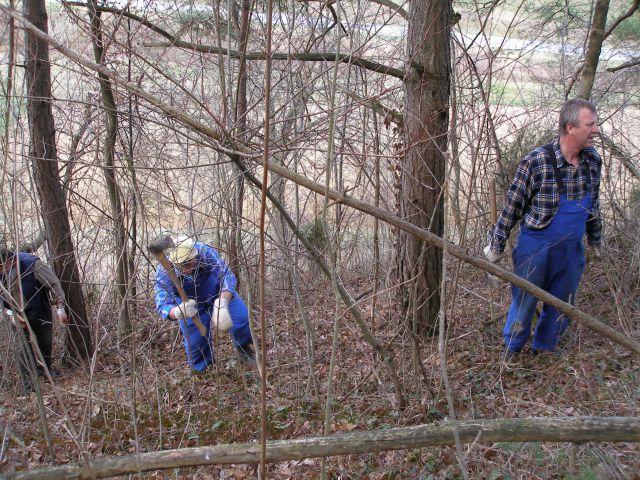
[
  {"xmin": 38, "ymin": 366, "xmax": 60, "ymax": 380},
  {"xmin": 500, "ymin": 349, "xmax": 521, "ymax": 368},
  {"xmin": 531, "ymin": 349, "xmax": 557, "ymax": 356},
  {"xmin": 20, "ymin": 379, "xmax": 34, "ymax": 397},
  {"xmin": 531, "ymin": 349, "xmax": 560, "ymax": 366},
  {"xmin": 235, "ymin": 343, "xmax": 256, "ymax": 365},
  {"xmin": 38, "ymin": 367, "xmax": 60, "ymax": 382}
]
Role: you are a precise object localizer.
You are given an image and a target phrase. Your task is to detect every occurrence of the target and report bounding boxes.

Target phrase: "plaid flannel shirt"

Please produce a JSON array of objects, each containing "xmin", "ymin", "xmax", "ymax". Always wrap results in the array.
[
  {"xmin": 489, "ymin": 137, "xmax": 602, "ymax": 254},
  {"xmin": 155, "ymin": 242, "xmax": 236, "ymax": 320}
]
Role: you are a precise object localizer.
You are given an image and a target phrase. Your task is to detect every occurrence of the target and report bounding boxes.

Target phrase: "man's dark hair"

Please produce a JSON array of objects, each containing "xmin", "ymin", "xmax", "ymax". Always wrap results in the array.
[
  {"xmin": 0, "ymin": 247, "xmax": 12, "ymax": 262},
  {"xmin": 559, "ymin": 99, "xmax": 596, "ymax": 136}
]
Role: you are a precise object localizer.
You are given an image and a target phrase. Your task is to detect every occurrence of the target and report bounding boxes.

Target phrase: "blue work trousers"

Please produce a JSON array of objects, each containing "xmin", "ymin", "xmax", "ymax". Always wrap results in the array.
[
  {"xmin": 504, "ymin": 192, "xmax": 591, "ymax": 353},
  {"xmin": 179, "ymin": 289, "xmax": 251, "ymax": 371}
]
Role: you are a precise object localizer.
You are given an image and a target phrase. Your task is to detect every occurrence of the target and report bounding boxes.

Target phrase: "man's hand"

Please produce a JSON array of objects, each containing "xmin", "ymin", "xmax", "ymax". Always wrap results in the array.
[
  {"xmin": 5, "ymin": 309, "xmax": 26, "ymax": 327},
  {"xmin": 483, "ymin": 245, "xmax": 504, "ymax": 263},
  {"xmin": 172, "ymin": 299, "xmax": 198, "ymax": 320},
  {"xmin": 56, "ymin": 306, "xmax": 69, "ymax": 325},
  {"xmin": 212, "ymin": 297, "xmax": 232, "ymax": 331}
]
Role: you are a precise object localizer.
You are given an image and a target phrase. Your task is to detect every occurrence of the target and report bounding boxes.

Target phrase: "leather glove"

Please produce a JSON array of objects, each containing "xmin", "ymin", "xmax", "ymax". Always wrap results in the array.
[
  {"xmin": 212, "ymin": 297, "xmax": 233, "ymax": 332},
  {"xmin": 173, "ymin": 299, "xmax": 198, "ymax": 320},
  {"xmin": 483, "ymin": 245, "xmax": 504, "ymax": 263},
  {"xmin": 55, "ymin": 306, "xmax": 69, "ymax": 325}
]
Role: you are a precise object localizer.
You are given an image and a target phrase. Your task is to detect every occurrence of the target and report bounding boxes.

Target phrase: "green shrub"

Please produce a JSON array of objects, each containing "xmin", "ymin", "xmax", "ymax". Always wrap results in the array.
[{"xmin": 302, "ymin": 216, "xmax": 329, "ymax": 252}]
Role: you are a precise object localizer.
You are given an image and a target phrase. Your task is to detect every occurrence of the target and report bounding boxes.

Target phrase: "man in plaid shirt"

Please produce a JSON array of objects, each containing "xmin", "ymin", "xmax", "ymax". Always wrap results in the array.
[{"xmin": 484, "ymin": 99, "xmax": 602, "ymax": 362}]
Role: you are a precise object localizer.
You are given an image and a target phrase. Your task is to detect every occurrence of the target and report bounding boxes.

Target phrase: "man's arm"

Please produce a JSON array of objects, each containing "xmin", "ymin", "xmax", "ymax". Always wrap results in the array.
[
  {"xmin": 32, "ymin": 259, "xmax": 65, "ymax": 307},
  {"xmin": 489, "ymin": 157, "xmax": 535, "ymax": 253},
  {"xmin": 154, "ymin": 270, "xmax": 181, "ymax": 320},
  {"xmin": 586, "ymin": 204, "xmax": 602, "ymax": 246},
  {"xmin": 585, "ymin": 150, "xmax": 603, "ymax": 246},
  {"xmin": 32, "ymin": 259, "xmax": 68, "ymax": 324},
  {"xmin": 198, "ymin": 244, "xmax": 237, "ymax": 293}
]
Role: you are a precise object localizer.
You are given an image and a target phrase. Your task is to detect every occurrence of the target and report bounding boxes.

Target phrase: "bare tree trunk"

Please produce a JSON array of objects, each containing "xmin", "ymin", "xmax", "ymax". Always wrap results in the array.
[
  {"xmin": 88, "ymin": 0, "xmax": 132, "ymax": 337},
  {"xmin": 124, "ymin": 14, "xmax": 141, "ymax": 319},
  {"xmin": 577, "ymin": 0, "xmax": 610, "ymax": 99},
  {"xmin": 24, "ymin": 0, "xmax": 92, "ymax": 363},
  {"xmin": 228, "ymin": 0, "xmax": 249, "ymax": 282},
  {"xmin": 398, "ymin": 0, "xmax": 451, "ymax": 337}
]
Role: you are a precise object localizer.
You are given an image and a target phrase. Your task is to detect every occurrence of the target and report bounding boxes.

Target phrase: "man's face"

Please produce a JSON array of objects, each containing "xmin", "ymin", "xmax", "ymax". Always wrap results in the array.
[
  {"xmin": 569, "ymin": 108, "xmax": 599, "ymax": 150},
  {"xmin": 177, "ymin": 258, "xmax": 197, "ymax": 276}
]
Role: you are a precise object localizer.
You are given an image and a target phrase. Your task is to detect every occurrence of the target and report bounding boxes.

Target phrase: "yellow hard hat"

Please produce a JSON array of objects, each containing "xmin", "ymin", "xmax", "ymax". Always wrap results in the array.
[{"xmin": 168, "ymin": 235, "xmax": 197, "ymax": 265}]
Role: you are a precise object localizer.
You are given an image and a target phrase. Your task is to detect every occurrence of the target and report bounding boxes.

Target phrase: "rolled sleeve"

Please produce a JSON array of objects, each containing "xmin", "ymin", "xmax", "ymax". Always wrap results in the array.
[{"xmin": 155, "ymin": 270, "xmax": 180, "ymax": 320}]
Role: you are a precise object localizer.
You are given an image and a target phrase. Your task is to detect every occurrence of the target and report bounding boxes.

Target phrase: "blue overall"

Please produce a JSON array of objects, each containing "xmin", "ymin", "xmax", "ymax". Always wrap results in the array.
[
  {"xmin": 179, "ymin": 279, "xmax": 251, "ymax": 371},
  {"xmin": 504, "ymin": 148, "xmax": 593, "ymax": 353},
  {"xmin": 155, "ymin": 244, "xmax": 252, "ymax": 371}
]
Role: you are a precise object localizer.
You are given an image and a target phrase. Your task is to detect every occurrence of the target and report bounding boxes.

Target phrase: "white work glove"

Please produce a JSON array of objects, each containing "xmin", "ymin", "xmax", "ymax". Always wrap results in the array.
[
  {"xmin": 55, "ymin": 306, "xmax": 69, "ymax": 325},
  {"xmin": 173, "ymin": 299, "xmax": 198, "ymax": 320},
  {"xmin": 483, "ymin": 245, "xmax": 504, "ymax": 263},
  {"xmin": 590, "ymin": 245, "xmax": 602, "ymax": 258},
  {"xmin": 212, "ymin": 297, "xmax": 232, "ymax": 332},
  {"xmin": 5, "ymin": 309, "xmax": 25, "ymax": 327}
]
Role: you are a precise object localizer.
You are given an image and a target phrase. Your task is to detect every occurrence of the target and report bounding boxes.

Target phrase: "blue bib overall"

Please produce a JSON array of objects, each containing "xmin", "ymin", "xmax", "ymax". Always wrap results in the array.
[
  {"xmin": 504, "ymin": 146, "xmax": 592, "ymax": 353},
  {"xmin": 179, "ymin": 270, "xmax": 251, "ymax": 371}
]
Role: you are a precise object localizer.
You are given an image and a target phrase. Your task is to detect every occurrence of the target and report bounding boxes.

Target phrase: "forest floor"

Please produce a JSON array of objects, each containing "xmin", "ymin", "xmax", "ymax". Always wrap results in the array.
[{"xmin": 1, "ymin": 260, "xmax": 639, "ymax": 479}]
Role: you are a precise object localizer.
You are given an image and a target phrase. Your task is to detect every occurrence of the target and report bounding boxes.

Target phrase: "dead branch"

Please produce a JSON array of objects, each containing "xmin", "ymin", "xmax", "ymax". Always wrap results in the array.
[
  {"xmin": 606, "ymin": 57, "xmax": 640, "ymax": 73},
  {"xmin": 6, "ymin": 416, "xmax": 640, "ymax": 479}
]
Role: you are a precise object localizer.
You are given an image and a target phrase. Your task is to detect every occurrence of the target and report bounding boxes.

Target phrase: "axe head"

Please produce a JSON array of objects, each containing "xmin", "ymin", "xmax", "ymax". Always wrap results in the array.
[{"xmin": 148, "ymin": 235, "xmax": 175, "ymax": 255}]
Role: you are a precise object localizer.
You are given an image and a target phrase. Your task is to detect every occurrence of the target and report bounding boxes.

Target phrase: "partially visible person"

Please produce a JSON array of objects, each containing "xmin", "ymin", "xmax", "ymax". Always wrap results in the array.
[
  {"xmin": 0, "ymin": 247, "xmax": 68, "ymax": 393},
  {"xmin": 484, "ymin": 99, "xmax": 602, "ymax": 361},
  {"xmin": 154, "ymin": 235, "xmax": 255, "ymax": 371}
]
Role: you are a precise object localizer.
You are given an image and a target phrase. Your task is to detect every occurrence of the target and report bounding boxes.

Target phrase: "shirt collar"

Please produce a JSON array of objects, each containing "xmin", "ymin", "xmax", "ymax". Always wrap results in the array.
[{"xmin": 553, "ymin": 136, "xmax": 590, "ymax": 168}]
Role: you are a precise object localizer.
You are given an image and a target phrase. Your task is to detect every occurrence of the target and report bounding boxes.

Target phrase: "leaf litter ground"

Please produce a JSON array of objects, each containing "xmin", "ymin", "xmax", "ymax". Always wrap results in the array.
[{"xmin": 1, "ymin": 268, "xmax": 639, "ymax": 479}]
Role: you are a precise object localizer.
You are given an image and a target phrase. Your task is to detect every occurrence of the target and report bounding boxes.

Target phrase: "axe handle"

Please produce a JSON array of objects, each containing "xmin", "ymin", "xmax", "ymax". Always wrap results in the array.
[{"xmin": 153, "ymin": 252, "xmax": 207, "ymax": 337}]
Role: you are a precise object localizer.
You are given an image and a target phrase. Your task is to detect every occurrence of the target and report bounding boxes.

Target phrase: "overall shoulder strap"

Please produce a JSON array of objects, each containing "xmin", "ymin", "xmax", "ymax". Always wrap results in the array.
[
  {"xmin": 543, "ymin": 143, "xmax": 564, "ymax": 194},
  {"xmin": 582, "ymin": 153, "xmax": 593, "ymax": 192}
]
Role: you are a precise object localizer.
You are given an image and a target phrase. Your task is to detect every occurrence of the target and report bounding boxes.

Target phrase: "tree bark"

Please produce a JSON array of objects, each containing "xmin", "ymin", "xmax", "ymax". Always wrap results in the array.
[
  {"xmin": 8, "ymin": 416, "xmax": 640, "ymax": 479},
  {"xmin": 576, "ymin": 0, "xmax": 610, "ymax": 100},
  {"xmin": 24, "ymin": 0, "xmax": 92, "ymax": 363},
  {"xmin": 398, "ymin": 0, "xmax": 451, "ymax": 337}
]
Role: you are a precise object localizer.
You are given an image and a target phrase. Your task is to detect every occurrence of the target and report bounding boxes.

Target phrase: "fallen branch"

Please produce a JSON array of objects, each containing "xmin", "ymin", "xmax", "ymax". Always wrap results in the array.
[
  {"xmin": 6, "ymin": 416, "xmax": 640, "ymax": 479},
  {"xmin": 606, "ymin": 57, "xmax": 640, "ymax": 73}
]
